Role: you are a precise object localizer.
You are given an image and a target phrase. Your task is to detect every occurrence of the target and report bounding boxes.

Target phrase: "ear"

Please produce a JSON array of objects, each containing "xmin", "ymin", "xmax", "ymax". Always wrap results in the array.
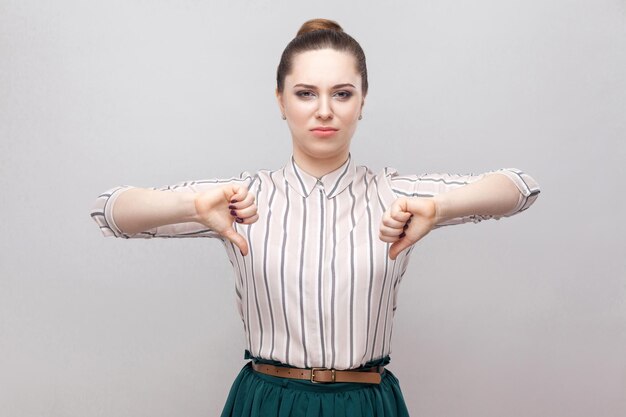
[{"xmin": 275, "ymin": 88, "xmax": 286, "ymax": 116}]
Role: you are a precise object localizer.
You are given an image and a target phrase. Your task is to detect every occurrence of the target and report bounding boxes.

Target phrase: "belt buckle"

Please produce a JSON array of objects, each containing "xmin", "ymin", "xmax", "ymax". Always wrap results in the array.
[{"xmin": 310, "ymin": 367, "xmax": 335, "ymax": 383}]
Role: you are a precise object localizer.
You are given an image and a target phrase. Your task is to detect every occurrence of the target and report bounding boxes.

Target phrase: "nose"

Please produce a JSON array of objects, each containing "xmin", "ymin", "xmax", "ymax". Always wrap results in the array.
[{"xmin": 315, "ymin": 95, "xmax": 333, "ymax": 120}]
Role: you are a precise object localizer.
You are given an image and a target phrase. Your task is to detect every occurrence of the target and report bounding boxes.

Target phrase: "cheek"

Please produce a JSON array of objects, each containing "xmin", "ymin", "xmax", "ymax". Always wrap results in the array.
[
  {"xmin": 337, "ymin": 99, "xmax": 361, "ymax": 114},
  {"xmin": 286, "ymin": 109, "xmax": 310, "ymax": 132},
  {"xmin": 289, "ymin": 103, "xmax": 315, "ymax": 123},
  {"xmin": 336, "ymin": 104, "xmax": 361, "ymax": 121}
]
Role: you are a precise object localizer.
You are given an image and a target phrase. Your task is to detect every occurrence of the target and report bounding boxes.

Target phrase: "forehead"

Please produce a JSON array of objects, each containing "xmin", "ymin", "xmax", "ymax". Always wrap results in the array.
[{"xmin": 286, "ymin": 48, "xmax": 360, "ymax": 87}]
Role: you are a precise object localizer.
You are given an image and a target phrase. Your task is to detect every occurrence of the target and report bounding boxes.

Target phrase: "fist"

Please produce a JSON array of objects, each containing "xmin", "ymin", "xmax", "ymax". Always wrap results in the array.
[
  {"xmin": 194, "ymin": 184, "xmax": 259, "ymax": 255},
  {"xmin": 379, "ymin": 197, "xmax": 438, "ymax": 260}
]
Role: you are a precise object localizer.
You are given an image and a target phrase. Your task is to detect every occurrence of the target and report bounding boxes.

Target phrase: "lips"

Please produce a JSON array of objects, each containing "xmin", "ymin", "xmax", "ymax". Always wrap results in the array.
[
  {"xmin": 310, "ymin": 127, "xmax": 339, "ymax": 131},
  {"xmin": 310, "ymin": 127, "xmax": 339, "ymax": 138}
]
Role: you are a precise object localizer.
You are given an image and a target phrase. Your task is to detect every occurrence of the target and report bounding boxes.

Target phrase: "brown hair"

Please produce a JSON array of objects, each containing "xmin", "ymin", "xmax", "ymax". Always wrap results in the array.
[{"xmin": 276, "ymin": 18, "xmax": 368, "ymax": 96}]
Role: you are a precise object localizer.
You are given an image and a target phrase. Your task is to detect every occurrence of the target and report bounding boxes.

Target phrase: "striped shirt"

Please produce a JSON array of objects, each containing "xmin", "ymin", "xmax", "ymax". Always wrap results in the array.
[{"xmin": 90, "ymin": 154, "xmax": 540, "ymax": 370}]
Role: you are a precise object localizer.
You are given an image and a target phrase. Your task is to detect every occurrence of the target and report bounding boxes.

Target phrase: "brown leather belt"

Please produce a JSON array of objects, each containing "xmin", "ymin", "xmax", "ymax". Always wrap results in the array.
[{"xmin": 251, "ymin": 361, "xmax": 384, "ymax": 384}]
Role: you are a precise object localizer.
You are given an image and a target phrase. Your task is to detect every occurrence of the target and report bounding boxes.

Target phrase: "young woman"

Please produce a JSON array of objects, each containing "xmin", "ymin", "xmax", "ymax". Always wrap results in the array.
[{"xmin": 91, "ymin": 18, "xmax": 541, "ymax": 417}]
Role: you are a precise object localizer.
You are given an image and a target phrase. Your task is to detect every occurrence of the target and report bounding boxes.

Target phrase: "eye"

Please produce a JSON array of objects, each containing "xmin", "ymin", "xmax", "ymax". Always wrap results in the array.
[
  {"xmin": 334, "ymin": 90, "xmax": 353, "ymax": 100},
  {"xmin": 295, "ymin": 90, "xmax": 316, "ymax": 99}
]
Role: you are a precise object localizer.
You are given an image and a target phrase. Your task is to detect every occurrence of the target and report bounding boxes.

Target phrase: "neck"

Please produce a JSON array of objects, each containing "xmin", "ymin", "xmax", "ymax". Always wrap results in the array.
[{"xmin": 292, "ymin": 149, "xmax": 350, "ymax": 178}]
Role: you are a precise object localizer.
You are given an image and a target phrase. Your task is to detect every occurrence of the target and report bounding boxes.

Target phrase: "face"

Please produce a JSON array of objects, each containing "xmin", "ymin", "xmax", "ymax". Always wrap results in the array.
[{"xmin": 276, "ymin": 48, "xmax": 365, "ymax": 164}]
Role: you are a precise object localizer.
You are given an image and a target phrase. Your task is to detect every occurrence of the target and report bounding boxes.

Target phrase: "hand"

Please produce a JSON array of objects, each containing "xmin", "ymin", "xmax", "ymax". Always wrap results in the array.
[
  {"xmin": 379, "ymin": 197, "xmax": 438, "ymax": 260},
  {"xmin": 194, "ymin": 184, "xmax": 259, "ymax": 255}
]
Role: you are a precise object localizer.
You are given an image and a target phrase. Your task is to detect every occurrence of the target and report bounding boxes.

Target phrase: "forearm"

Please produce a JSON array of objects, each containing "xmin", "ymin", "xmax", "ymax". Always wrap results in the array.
[
  {"xmin": 432, "ymin": 173, "xmax": 522, "ymax": 224},
  {"xmin": 112, "ymin": 188, "xmax": 200, "ymax": 235}
]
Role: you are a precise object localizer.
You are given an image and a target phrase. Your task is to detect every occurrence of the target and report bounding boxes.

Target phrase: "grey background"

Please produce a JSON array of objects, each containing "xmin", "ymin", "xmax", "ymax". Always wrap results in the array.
[{"xmin": 1, "ymin": 1, "xmax": 625, "ymax": 416}]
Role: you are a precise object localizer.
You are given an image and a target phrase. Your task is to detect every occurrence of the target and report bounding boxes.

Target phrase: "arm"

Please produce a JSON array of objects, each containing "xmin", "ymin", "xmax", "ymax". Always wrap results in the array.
[
  {"xmin": 108, "ymin": 187, "xmax": 199, "ymax": 235},
  {"xmin": 433, "ymin": 172, "xmax": 531, "ymax": 225},
  {"xmin": 90, "ymin": 173, "xmax": 259, "ymax": 254},
  {"xmin": 388, "ymin": 168, "xmax": 541, "ymax": 228},
  {"xmin": 381, "ymin": 168, "xmax": 541, "ymax": 259}
]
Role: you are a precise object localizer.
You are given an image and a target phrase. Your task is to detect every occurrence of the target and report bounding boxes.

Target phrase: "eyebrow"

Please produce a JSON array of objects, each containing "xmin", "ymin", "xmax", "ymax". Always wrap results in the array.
[{"xmin": 293, "ymin": 83, "xmax": 356, "ymax": 90}]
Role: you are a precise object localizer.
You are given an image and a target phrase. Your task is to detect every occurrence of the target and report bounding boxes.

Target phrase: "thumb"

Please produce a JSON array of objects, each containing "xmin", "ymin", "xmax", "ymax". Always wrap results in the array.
[
  {"xmin": 388, "ymin": 237, "xmax": 410, "ymax": 261},
  {"xmin": 221, "ymin": 227, "xmax": 249, "ymax": 256}
]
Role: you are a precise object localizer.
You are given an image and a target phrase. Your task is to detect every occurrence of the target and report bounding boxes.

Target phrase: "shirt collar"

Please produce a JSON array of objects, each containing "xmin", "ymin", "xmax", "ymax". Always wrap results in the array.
[{"xmin": 283, "ymin": 153, "xmax": 357, "ymax": 199}]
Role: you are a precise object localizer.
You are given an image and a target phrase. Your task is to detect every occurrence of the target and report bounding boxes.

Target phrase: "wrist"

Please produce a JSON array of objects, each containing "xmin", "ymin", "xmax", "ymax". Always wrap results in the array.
[
  {"xmin": 180, "ymin": 192, "xmax": 202, "ymax": 223},
  {"xmin": 431, "ymin": 194, "xmax": 449, "ymax": 224}
]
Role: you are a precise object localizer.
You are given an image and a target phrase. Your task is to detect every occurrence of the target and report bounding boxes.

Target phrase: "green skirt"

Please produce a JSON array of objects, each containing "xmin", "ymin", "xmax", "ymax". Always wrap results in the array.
[{"xmin": 220, "ymin": 352, "xmax": 410, "ymax": 417}]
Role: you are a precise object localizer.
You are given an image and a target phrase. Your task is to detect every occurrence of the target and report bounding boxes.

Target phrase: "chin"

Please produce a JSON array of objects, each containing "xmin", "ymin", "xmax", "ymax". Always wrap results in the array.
[{"xmin": 302, "ymin": 143, "xmax": 350, "ymax": 159}]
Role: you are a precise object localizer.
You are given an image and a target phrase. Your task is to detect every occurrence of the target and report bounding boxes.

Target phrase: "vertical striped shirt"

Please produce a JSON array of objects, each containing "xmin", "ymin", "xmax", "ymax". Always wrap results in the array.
[{"xmin": 90, "ymin": 154, "xmax": 540, "ymax": 370}]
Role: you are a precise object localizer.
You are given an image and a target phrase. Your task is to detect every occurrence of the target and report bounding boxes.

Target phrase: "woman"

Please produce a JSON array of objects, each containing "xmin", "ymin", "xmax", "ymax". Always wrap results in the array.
[{"xmin": 91, "ymin": 18, "xmax": 540, "ymax": 417}]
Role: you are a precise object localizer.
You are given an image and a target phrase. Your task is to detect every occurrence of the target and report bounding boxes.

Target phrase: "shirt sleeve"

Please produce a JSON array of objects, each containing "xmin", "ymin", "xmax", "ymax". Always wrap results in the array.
[
  {"xmin": 387, "ymin": 168, "xmax": 541, "ymax": 229},
  {"xmin": 89, "ymin": 171, "xmax": 255, "ymax": 239}
]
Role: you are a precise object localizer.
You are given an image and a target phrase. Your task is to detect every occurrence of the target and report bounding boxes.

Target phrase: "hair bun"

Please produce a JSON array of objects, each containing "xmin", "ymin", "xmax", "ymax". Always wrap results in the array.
[{"xmin": 296, "ymin": 18, "xmax": 343, "ymax": 36}]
